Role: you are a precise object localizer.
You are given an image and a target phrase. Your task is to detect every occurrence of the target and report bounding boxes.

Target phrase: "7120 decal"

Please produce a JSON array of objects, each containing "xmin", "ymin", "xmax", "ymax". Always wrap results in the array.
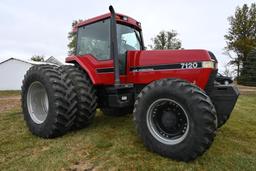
[{"xmin": 181, "ymin": 62, "xmax": 199, "ymax": 69}]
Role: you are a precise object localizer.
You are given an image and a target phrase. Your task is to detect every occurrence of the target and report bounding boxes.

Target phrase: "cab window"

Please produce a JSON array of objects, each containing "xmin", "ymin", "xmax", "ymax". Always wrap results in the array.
[
  {"xmin": 76, "ymin": 19, "xmax": 110, "ymax": 60},
  {"xmin": 116, "ymin": 24, "xmax": 142, "ymax": 74}
]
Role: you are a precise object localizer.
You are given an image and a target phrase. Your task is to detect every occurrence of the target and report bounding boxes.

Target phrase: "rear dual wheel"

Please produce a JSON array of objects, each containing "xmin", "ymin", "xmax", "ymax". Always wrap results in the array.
[
  {"xmin": 22, "ymin": 64, "xmax": 97, "ymax": 138},
  {"xmin": 60, "ymin": 65, "xmax": 97, "ymax": 129},
  {"xmin": 133, "ymin": 79, "xmax": 217, "ymax": 161},
  {"xmin": 21, "ymin": 65, "xmax": 77, "ymax": 138}
]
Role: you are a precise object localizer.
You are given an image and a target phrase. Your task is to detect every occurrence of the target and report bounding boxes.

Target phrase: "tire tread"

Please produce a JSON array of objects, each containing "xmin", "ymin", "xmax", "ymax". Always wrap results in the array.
[{"xmin": 133, "ymin": 78, "xmax": 217, "ymax": 161}]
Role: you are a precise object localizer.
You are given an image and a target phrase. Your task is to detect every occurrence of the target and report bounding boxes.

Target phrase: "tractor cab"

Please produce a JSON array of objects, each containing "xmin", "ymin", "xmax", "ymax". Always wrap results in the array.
[{"xmin": 73, "ymin": 8, "xmax": 144, "ymax": 77}]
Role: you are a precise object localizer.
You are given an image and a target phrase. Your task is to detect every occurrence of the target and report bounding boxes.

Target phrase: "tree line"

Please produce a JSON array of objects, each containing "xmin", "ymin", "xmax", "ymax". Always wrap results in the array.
[{"xmin": 225, "ymin": 3, "xmax": 256, "ymax": 86}]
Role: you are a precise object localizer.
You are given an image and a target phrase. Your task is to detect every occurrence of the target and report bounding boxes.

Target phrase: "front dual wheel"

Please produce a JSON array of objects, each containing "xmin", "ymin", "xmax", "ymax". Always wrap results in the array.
[{"xmin": 133, "ymin": 79, "xmax": 217, "ymax": 161}]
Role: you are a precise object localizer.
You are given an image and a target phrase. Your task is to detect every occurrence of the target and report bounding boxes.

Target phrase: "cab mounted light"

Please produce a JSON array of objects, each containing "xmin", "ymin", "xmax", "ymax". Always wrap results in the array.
[{"xmin": 122, "ymin": 16, "xmax": 128, "ymax": 21}]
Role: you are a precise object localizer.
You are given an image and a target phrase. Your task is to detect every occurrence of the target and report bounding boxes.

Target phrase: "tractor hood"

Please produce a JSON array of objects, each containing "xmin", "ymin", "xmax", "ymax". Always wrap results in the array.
[
  {"xmin": 125, "ymin": 49, "xmax": 217, "ymax": 90},
  {"xmin": 127, "ymin": 49, "xmax": 215, "ymax": 68}
]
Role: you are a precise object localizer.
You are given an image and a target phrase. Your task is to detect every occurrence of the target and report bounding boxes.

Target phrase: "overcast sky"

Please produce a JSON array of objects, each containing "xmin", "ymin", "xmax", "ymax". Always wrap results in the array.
[{"xmin": 0, "ymin": 0, "xmax": 255, "ymax": 72}]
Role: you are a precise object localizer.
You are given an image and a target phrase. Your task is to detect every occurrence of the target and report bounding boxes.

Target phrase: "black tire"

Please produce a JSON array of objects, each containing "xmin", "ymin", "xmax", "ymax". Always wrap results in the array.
[
  {"xmin": 133, "ymin": 79, "xmax": 217, "ymax": 162},
  {"xmin": 21, "ymin": 64, "xmax": 76, "ymax": 138},
  {"xmin": 101, "ymin": 107, "xmax": 133, "ymax": 116},
  {"xmin": 60, "ymin": 65, "xmax": 97, "ymax": 129}
]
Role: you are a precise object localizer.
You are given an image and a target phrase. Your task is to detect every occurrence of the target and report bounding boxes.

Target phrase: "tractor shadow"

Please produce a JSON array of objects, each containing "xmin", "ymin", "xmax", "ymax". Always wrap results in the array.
[{"xmin": 69, "ymin": 109, "xmax": 136, "ymax": 137}]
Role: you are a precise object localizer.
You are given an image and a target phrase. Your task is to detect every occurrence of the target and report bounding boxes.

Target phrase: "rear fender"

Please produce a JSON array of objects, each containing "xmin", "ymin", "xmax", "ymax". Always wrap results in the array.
[
  {"xmin": 66, "ymin": 55, "xmax": 126, "ymax": 85},
  {"xmin": 66, "ymin": 56, "xmax": 97, "ymax": 84}
]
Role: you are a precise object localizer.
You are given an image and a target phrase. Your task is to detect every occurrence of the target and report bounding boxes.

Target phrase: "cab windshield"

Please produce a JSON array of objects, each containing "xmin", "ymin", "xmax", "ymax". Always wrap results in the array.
[
  {"xmin": 117, "ymin": 24, "xmax": 142, "ymax": 54},
  {"xmin": 76, "ymin": 19, "xmax": 142, "ymax": 60}
]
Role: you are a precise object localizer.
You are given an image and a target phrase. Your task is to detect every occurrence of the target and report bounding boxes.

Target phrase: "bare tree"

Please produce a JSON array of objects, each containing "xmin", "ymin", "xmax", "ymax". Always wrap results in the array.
[{"xmin": 31, "ymin": 55, "xmax": 45, "ymax": 62}]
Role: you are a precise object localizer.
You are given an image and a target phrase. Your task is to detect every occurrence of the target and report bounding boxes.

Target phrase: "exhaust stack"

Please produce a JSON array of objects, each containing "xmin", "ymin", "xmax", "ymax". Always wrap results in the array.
[{"xmin": 109, "ymin": 5, "xmax": 120, "ymax": 87}]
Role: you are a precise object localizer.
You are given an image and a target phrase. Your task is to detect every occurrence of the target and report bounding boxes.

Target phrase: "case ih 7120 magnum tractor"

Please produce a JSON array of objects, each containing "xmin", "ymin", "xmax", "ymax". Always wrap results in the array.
[{"xmin": 21, "ymin": 6, "xmax": 239, "ymax": 161}]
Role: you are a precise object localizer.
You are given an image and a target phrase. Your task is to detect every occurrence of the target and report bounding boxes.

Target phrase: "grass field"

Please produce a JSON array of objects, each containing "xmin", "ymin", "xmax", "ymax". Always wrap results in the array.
[
  {"xmin": 0, "ymin": 91, "xmax": 256, "ymax": 170},
  {"xmin": 0, "ymin": 91, "xmax": 20, "ymax": 98}
]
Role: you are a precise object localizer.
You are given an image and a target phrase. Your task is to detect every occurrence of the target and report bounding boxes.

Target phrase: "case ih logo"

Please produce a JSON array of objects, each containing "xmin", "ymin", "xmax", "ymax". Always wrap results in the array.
[
  {"xmin": 130, "ymin": 62, "xmax": 202, "ymax": 72},
  {"xmin": 96, "ymin": 62, "xmax": 203, "ymax": 73}
]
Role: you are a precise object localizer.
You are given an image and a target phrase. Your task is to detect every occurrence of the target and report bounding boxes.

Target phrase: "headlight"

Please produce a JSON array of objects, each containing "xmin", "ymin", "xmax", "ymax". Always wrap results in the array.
[{"xmin": 202, "ymin": 61, "xmax": 215, "ymax": 68}]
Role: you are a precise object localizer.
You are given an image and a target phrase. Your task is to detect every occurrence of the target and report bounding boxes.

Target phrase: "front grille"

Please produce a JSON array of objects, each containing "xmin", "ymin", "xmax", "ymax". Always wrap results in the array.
[{"xmin": 205, "ymin": 69, "xmax": 217, "ymax": 95}]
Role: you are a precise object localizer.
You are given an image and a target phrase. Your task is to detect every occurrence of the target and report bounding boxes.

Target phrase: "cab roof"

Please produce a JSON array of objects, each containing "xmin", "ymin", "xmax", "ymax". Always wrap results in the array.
[{"xmin": 73, "ymin": 13, "xmax": 141, "ymax": 32}]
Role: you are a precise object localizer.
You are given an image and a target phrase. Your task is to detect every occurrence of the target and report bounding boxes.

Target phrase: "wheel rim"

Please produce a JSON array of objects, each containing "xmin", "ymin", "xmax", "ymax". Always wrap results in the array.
[
  {"xmin": 146, "ymin": 98, "xmax": 189, "ymax": 145},
  {"xmin": 27, "ymin": 81, "xmax": 49, "ymax": 124},
  {"xmin": 224, "ymin": 81, "xmax": 229, "ymax": 85}
]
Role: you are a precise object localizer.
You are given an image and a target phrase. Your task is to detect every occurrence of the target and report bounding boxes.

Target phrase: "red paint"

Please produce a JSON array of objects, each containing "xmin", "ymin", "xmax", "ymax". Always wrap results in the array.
[
  {"xmin": 126, "ymin": 50, "xmax": 213, "ymax": 89},
  {"xmin": 66, "ymin": 49, "xmax": 215, "ymax": 90},
  {"xmin": 66, "ymin": 55, "xmax": 126, "ymax": 85},
  {"xmin": 73, "ymin": 13, "xmax": 141, "ymax": 32},
  {"xmin": 67, "ymin": 12, "xmax": 216, "ymax": 90}
]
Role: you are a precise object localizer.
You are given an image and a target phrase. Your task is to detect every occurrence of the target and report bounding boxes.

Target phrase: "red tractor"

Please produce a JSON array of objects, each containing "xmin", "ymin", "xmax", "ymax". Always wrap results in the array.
[{"xmin": 21, "ymin": 6, "xmax": 239, "ymax": 161}]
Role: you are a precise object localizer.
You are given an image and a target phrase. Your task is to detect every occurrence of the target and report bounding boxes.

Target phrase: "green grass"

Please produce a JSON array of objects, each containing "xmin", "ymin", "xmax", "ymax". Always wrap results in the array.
[
  {"xmin": 0, "ymin": 95, "xmax": 256, "ymax": 170},
  {"xmin": 0, "ymin": 91, "xmax": 20, "ymax": 97}
]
